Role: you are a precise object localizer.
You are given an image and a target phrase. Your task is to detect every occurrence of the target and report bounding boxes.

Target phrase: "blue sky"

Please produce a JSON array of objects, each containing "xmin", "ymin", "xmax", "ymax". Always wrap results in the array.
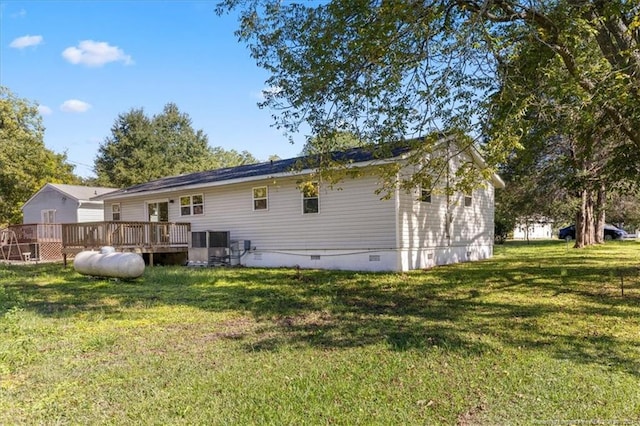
[{"xmin": 1, "ymin": 1, "xmax": 306, "ymax": 178}]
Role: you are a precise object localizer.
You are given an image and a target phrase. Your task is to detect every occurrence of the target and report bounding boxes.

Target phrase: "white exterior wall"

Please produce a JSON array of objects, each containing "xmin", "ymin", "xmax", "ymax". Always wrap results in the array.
[
  {"xmin": 23, "ymin": 187, "xmax": 106, "ymax": 224},
  {"xmin": 22, "ymin": 186, "xmax": 78, "ymax": 224},
  {"xmin": 77, "ymin": 205, "xmax": 106, "ymax": 222},
  {"xmin": 105, "ymin": 173, "xmax": 400, "ymax": 271},
  {"xmin": 103, "ymin": 159, "xmax": 499, "ymax": 272},
  {"xmin": 513, "ymin": 221, "xmax": 553, "ymax": 239},
  {"xmin": 396, "ymin": 182, "xmax": 495, "ymax": 271}
]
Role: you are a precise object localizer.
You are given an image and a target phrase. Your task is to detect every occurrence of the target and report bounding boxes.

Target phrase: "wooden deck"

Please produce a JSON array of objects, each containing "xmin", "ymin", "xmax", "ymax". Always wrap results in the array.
[
  {"xmin": 61, "ymin": 221, "xmax": 191, "ymax": 265},
  {"xmin": 7, "ymin": 223, "xmax": 62, "ymax": 243},
  {"xmin": 2, "ymin": 224, "xmax": 64, "ymax": 261},
  {"xmin": 3, "ymin": 222, "xmax": 191, "ymax": 265}
]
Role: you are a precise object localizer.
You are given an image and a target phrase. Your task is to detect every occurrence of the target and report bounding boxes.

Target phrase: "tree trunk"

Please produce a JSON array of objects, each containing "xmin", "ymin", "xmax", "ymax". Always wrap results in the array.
[
  {"xmin": 595, "ymin": 183, "xmax": 606, "ymax": 244},
  {"xmin": 575, "ymin": 188, "xmax": 596, "ymax": 248}
]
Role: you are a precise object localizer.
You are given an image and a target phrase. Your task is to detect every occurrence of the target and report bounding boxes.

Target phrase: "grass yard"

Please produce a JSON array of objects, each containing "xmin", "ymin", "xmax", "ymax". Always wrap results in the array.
[{"xmin": 1, "ymin": 240, "xmax": 639, "ymax": 425}]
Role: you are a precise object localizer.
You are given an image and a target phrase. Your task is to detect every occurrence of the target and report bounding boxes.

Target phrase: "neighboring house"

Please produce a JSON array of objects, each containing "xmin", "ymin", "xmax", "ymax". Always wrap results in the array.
[
  {"xmin": 7, "ymin": 183, "xmax": 116, "ymax": 261},
  {"xmin": 22, "ymin": 183, "xmax": 116, "ymax": 224},
  {"xmin": 513, "ymin": 217, "xmax": 554, "ymax": 240},
  {"xmin": 97, "ymin": 139, "xmax": 504, "ymax": 272}
]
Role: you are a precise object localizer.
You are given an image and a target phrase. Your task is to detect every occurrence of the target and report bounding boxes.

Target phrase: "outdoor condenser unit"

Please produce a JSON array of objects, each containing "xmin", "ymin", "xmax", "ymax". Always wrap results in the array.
[{"xmin": 188, "ymin": 231, "xmax": 231, "ymax": 265}]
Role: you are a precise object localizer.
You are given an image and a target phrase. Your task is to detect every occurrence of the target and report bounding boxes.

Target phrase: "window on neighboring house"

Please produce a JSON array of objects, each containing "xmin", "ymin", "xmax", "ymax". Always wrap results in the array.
[
  {"xmin": 253, "ymin": 186, "xmax": 268, "ymax": 210},
  {"xmin": 112, "ymin": 204, "xmax": 121, "ymax": 221},
  {"xmin": 302, "ymin": 182, "xmax": 319, "ymax": 214},
  {"xmin": 464, "ymin": 192, "xmax": 473, "ymax": 207},
  {"xmin": 180, "ymin": 194, "xmax": 204, "ymax": 216},
  {"xmin": 41, "ymin": 209, "xmax": 56, "ymax": 224},
  {"xmin": 420, "ymin": 189, "xmax": 432, "ymax": 203}
]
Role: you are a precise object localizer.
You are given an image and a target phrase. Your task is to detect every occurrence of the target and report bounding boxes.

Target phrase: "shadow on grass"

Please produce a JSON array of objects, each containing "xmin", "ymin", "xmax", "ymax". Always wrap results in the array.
[{"xmin": 2, "ymin": 240, "xmax": 639, "ymax": 377}]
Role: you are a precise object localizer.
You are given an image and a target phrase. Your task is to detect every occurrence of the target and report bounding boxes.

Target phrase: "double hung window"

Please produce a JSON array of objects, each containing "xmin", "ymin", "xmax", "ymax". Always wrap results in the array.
[
  {"xmin": 302, "ymin": 182, "xmax": 319, "ymax": 214},
  {"xmin": 180, "ymin": 195, "xmax": 204, "ymax": 216},
  {"xmin": 253, "ymin": 186, "xmax": 268, "ymax": 210}
]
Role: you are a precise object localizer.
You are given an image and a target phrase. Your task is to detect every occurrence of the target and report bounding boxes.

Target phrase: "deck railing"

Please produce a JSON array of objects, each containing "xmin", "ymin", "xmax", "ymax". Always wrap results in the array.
[
  {"xmin": 61, "ymin": 221, "xmax": 191, "ymax": 250},
  {"xmin": 8, "ymin": 223, "xmax": 62, "ymax": 243}
]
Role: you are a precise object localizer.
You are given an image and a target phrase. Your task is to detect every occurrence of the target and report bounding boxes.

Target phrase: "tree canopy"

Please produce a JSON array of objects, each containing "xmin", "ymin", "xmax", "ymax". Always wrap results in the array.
[
  {"xmin": 218, "ymin": 0, "xmax": 640, "ymax": 246},
  {"xmin": 94, "ymin": 103, "xmax": 257, "ymax": 188},
  {"xmin": 0, "ymin": 87, "xmax": 78, "ymax": 225},
  {"xmin": 299, "ymin": 130, "xmax": 366, "ymax": 156},
  {"xmin": 486, "ymin": 4, "xmax": 639, "ymax": 246}
]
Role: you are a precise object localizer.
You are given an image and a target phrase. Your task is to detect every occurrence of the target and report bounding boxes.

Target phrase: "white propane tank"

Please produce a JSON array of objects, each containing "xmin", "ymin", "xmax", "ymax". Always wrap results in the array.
[{"xmin": 74, "ymin": 246, "xmax": 145, "ymax": 279}]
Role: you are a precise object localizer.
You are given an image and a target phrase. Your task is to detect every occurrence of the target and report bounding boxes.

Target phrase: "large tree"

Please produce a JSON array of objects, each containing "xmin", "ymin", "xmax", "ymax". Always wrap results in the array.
[
  {"xmin": 217, "ymin": 0, "xmax": 640, "ymax": 246},
  {"xmin": 487, "ymin": 11, "xmax": 638, "ymax": 247},
  {"xmin": 94, "ymin": 103, "xmax": 257, "ymax": 187},
  {"xmin": 0, "ymin": 87, "xmax": 78, "ymax": 225}
]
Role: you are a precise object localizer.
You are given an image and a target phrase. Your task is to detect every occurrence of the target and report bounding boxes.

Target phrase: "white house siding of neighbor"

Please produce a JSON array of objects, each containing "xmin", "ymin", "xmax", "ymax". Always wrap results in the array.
[
  {"xmin": 21, "ymin": 183, "xmax": 116, "ymax": 224},
  {"xmin": 97, "ymin": 138, "xmax": 504, "ymax": 272},
  {"xmin": 513, "ymin": 218, "xmax": 554, "ymax": 240}
]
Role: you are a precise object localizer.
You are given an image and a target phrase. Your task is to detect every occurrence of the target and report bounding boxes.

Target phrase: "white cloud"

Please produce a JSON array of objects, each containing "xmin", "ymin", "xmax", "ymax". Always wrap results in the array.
[
  {"xmin": 9, "ymin": 35, "xmax": 43, "ymax": 49},
  {"xmin": 60, "ymin": 99, "xmax": 92, "ymax": 113},
  {"xmin": 38, "ymin": 105, "xmax": 53, "ymax": 116},
  {"xmin": 62, "ymin": 40, "xmax": 133, "ymax": 67}
]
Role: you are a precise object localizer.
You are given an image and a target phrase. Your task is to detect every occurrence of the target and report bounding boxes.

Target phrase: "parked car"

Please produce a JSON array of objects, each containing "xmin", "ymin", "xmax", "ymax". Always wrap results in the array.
[{"xmin": 558, "ymin": 224, "xmax": 628, "ymax": 241}]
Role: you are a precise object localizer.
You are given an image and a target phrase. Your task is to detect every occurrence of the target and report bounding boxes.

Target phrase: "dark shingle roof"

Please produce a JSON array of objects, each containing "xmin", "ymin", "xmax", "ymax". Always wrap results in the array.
[{"xmin": 100, "ymin": 142, "xmax": 414, "ymax": 199}]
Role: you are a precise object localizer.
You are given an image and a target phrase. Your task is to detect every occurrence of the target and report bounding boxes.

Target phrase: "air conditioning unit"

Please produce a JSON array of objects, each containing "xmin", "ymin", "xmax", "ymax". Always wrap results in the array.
[{"xmin": 188, "ymin": 231, "xmax": 230, "ymax": 265}]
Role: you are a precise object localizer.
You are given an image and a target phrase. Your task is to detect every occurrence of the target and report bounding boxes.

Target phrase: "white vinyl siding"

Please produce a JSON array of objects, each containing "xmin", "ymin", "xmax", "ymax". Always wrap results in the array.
[
  {"xmin": 397, "ymin": 151, "xmax": 496, "ymax": 252},
  {"xmin": 22, "ymin": 186, "xmax": 77, "ymax": 224},
  {"xmin": 110, "ymin": 173, "xmax": 397, "ymax": 251},
  {"xmin": 398, "ymin": 185, "xmax": 494, "ymax": 246},
  {"xmin": 101, "ymin": 149, "xmax": 499, "ymax": 271},
  {"xmin": 397, "ymin": 185, "xmax": 450, "ymax": 249},
  {"xmin": 22, "ymin": 185, "xmax": 108, "ymax": 224},
  {"xmin": 77, "ymin": 206, "xmax": 105, "ymax": 222},
  {"xmin": 191, "ymin": 175, "xmax": 396, "ymax": 250}
]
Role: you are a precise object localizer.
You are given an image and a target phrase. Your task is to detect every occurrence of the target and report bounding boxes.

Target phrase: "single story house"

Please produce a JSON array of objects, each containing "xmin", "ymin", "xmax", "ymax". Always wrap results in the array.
[
  {"xmin": 97, "ymin": 138, "xmax": 504, "ymax": 271},
  {"xmin": 22, "ymin": 183, "xmax": 116, "ymax": 225},
  {"xmin": 513, "ymin": 217, "xmax": 554, "ymax": 240},
  {"xmin": 8, "ymin": 183, "xmax": 116, "ymax": 261}
]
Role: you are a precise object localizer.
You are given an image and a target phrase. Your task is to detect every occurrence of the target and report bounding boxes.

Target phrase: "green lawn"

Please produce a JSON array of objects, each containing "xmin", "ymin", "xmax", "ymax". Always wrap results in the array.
[{"xmin": 1, "ymin": 240, "xmax": 639, "ymax": 425}]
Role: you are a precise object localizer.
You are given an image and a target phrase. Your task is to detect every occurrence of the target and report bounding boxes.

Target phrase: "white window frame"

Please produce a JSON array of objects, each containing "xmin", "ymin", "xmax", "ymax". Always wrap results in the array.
[
  {"xmin": 420, "ymin": 188, "xmax": 432, "ymax": 203},
  {"xmin": 464, "ymin": 192, "xmax": 473, "ymax": 207},
  {"xmin": 41, "ymin": 209, "xmax": 56, "ymax": 224},
  {"xmin": 252, "ymin": 186, "xmax": 268, "ymax": 211},
  {"xmin": 146, "ymin": 199, "xmax": 170, "ymax": 222},
  {"xmin": 112, "ymin": 203, "xmax": 121, "ymax": 221},
  {"xmin": 180, "ymin": 194, "xmax": 204, "ymax": 216},
  {"xmin": 302, "ymin": 182, "xmax": 319, "ymax": 214}
]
